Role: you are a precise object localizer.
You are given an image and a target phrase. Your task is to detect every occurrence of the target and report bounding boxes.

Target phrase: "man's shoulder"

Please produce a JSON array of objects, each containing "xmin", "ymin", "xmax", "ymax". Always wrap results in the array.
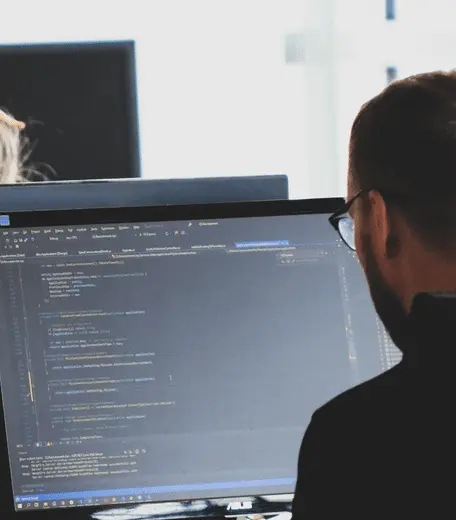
[{"xmin": 313, "ymin": 361, "xmax": 405, "ymax": 425}]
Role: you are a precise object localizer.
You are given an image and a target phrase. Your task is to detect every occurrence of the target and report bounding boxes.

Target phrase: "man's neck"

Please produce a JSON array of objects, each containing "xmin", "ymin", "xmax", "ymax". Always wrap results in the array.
[
  {"xmin": 402, "ymin": 252, "xmax": 456, "ymax": 311},
  {"xmin": 404, "ymin": 292, "xmax": 456, "ymax": 366}
]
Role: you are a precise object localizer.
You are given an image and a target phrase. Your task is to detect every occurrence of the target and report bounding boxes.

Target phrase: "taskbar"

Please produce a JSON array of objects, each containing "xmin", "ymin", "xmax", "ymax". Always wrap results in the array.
[{"xmin": 15, "ymin": 477, "xmax": 296, "ymax": 511}]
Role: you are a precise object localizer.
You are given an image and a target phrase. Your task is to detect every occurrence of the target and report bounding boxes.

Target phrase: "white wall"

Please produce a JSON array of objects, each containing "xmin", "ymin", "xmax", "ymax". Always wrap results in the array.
[
  {"xmin": 4, "ymin": 0, "xmax": 429, "ymax": 199},
  {"xmin": 388, "ymin": 0, "xmax": 456, "ymax": 78}
]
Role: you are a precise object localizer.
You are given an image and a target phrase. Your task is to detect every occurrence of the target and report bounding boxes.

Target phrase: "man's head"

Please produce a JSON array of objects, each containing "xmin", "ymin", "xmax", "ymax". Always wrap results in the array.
[{"xmin": 346, "ymin": 70, "xmax": 456, "ymax": 347}]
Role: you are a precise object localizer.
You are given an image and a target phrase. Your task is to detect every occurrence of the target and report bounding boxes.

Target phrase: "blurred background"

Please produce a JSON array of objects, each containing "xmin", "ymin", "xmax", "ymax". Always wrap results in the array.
[{"xmin": 0, "ymin": 0, "xmax": 453, "ymax": 198}]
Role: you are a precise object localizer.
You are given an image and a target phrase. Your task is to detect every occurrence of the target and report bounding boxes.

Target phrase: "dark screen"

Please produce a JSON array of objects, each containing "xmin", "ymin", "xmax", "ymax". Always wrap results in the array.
[
  {"xmin": 0, "ymin": 213, "xmax": 400, "ymax": 511},
  {"xmin": 0, "ymin": 41, "xmax": 139, "ymax": 180}
]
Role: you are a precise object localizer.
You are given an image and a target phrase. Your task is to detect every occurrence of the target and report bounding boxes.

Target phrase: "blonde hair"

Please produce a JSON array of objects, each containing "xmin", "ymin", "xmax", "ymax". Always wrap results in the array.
[{"xmin": 0, "ymin": 109, "xmax": 27, "ymax": 183}]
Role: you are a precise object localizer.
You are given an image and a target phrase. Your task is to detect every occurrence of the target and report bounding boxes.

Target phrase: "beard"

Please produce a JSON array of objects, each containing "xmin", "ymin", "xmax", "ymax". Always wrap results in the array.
[{"xmin": 361, "ymin": 234, "xmax": 412, "ymax": 352}]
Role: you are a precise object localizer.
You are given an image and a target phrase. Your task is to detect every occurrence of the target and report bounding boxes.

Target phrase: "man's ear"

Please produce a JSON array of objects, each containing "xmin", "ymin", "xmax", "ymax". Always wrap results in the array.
[{"xmin": 367, "ymin": 190, "xmax": 397, "ymax": 259}]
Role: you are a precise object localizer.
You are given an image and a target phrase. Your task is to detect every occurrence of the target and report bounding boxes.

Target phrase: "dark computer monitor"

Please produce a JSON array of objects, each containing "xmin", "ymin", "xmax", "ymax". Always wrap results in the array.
[
  {"xmin": 0, "ymin": 176, "xmax": 289, "ymax": 212},
  {"xmin": 0, "ymin": 41, "xmax": 139, "ymax": 180},
  {"xmin": 0, "ymin": 199, "xmax": 399, "ymax": 518}
]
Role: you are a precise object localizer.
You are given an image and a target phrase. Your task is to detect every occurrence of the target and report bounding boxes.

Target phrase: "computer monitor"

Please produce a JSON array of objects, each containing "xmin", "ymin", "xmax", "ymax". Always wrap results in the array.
[
  {"xmin": 0, "ymin": 199, "xmax": 400, "ymax": 517},
  {"xmin": 0, "ymin": 41, "xmax": 140, "ymax": 181},
  {"xmin": 0, "ymin": 176, "xmax": 289, "ymax": 212}
]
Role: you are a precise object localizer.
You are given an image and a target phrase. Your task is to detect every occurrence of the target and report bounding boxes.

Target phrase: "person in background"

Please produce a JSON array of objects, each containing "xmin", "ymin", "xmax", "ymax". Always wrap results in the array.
[
  {"xmin": 0, "ymin": 109, "xmax": 27, "ymax": 183},
  {"xmin": 292, "ymin": 70, "xmax": 456, "ymax": 518}
]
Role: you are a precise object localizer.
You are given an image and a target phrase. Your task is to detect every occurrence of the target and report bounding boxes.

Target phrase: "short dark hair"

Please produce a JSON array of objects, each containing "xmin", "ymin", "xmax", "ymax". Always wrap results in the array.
[{"xmin": 350, "ymin": 70, "xmax": 456, "ymax": 248}]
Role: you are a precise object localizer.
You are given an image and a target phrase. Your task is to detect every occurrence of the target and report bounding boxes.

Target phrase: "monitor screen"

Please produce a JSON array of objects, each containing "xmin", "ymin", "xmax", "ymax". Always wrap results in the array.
[
  {"xmin": 0, "ymin": 41, "xmax": 139, "ymax": 181},
  {"xmin": 0, "ymin": 200, "xmax": 400, "ymax": 515}
]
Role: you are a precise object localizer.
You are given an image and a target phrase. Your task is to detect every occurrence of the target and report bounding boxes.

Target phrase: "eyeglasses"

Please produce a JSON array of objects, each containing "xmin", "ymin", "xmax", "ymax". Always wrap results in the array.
[
  {"xmin": 328, "ymin": 190, "xmax": 365, "ymax": 251},
  {"xmin": 329, "ymin": 188, "xmax": 410, "ymax": 251}
]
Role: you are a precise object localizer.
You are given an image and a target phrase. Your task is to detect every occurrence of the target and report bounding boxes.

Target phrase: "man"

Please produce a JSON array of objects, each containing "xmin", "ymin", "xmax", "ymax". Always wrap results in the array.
[{"xmin": 292, "ymin": 70, "xmax": 456, "ymax": 518}]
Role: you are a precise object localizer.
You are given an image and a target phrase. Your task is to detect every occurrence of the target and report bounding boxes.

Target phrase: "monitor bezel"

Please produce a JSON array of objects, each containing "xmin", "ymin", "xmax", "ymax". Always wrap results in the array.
[
  {"xmin": 0, "ymin": 197, "xmax": 344, "ymax": 518},
  {"xmin": 1, "ymin": 197, "xmax": 343, "ymax": 229}
]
